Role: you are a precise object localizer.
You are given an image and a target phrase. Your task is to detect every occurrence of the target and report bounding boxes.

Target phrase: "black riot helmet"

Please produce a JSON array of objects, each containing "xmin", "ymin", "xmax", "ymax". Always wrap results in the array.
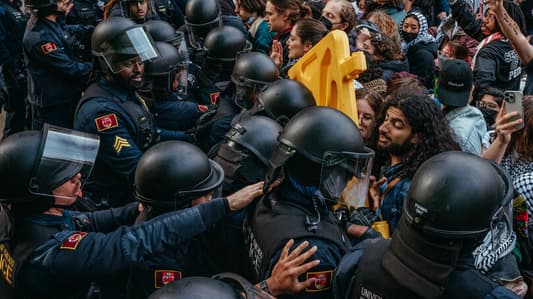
[
  {"xmin": 25, "ymin": 0, "xmax": 59, "ymax": 16},
  {"xmin": 91, "ymin": 17, "xmax": 159, "ymax": 74},
  {"xmin": 144, "ymin": 20, "xmax": 187, "ymax": 50},
  {"xmin": 134, "ymin": 141, "xmax": 224, "ymax": 210},
  {"xmin": 184, "ymin": 0, "xmax": 221, "ymax": 49},
  {"xmin": 214, "ymin": 116, "xmax": 282, "ymax": 193},
  {"xmin": 231, "ymin": 52, "xmax": 279, "ymax": 110},
  {"xmin": 204, "ymin": 26, "xmax": 251, "ymax": 64},
  {"xmin": 252, "ymin": 79, "xmax": 316, "ymax": 125},
  {"xmin": 403, "ymin": 151, "xmax": 514, "ymax": 243},
  {"xmin": 144, "ymin": 42, "xmax": 189, "ymax": 95},
  {"xmin": 0, "ymin": 126, "xmax": 99, "ymax": 211},
  {"xmin": 266, "ymin": 107, "xmax": 374, "ymax": 207},
  {"xmin": 148, "ymin": 273, "xmax": 265, "ymax": 299}
]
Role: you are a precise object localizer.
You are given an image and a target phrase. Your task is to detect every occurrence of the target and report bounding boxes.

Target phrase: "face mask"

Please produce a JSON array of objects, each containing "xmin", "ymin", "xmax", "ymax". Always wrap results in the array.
[
  {"xmin": 479, "ymin": 107, "xmax": 498, "ymax": 127},
  {"xmin": 319, "ymin": 16, "xmax": 333, "ymax": 30},
  {"xmin": 402, "ymin": 31, "xmax": 418, "ymax": 43}
]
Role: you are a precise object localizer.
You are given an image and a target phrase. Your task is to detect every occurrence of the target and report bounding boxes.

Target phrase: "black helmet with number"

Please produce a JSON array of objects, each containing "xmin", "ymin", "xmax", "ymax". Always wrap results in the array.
[
  {"xmin": 214, "ymin": 116, "xmax": 282, "ymax": 193},
  {"xmin": 266, "ymin": 107, "xmax": 374, "ymax": 207},
  {"xmin": 204, "ymin": 26, "xmax": 251, "ymax": 64},
  {"xmin": 0, "ymin": 127, "xmax": 99, "ymax": 214},
  {"xmin": 148, "ymin": 273, "xmax": 264, "ymax": 299},
  {"xmin": 251, "ymin": 79, "xmax": 316, "ymax": 125},
  {"xmin": 184, "ymin": 0, "xmax": 221, "ymax": 49},
  {"xmin": 231, "ymin": 52, "xmax": 279, "ymax": 110},
  {"xmin": 134, "ymin": 141, "xmax": 224, "ymax": 210},
  {"xmin": 404, "ymin": 151, "xmax": 514, "ymax": 241}
]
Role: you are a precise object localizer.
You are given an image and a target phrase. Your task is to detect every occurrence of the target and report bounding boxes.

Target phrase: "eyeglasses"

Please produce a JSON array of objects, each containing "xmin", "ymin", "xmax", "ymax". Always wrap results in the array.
[{"xmin": 477, "ymin": 101, "xmax": 500, "ymax": 110}]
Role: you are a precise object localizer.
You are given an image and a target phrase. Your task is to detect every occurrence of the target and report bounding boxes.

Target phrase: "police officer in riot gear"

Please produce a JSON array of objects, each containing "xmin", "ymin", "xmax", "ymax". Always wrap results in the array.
[
  {"xmin": 141, "ymin": 42, "xmax": 205, "ymax": 141},
  {"xmin": 233, "ymin": 79, "xmax": 316, "ymax": 126},
  {"xmin": 126, "ymin": 140, "xmax": 276, "ymax": 298},
  {"xmin": 333, "ymin": 151, "xmax": 521, "ymax": 299},
  {"xmin": 244, "ymin": 106, "xmax": 375, "ymax": 299},
  {"xmin": 192, "ymin": 25, "xmax": 251, "ymax": 106},
  {"xmin": 0, "ymin": 126, "xmax": 264, "ymax": 299},
  {"xmin": 0, "ymin": 0, "xmax": 28, "ymax": 136},
  {"xmin": 23, "ymin": 0, "xmax": 92, "ymax": 130},
  {"xmin": 195, "ymin": 51, "xmax": 279, "ymax": 153},
  {"xmin": 74, "ymin": 17, "xmax": 158, "ymax": 209},
  {"xmin": 210, "ymin": 116, "xmax": 282, "ymax": 274},
  {"xmin": 64, "ymin": 0, "xmax": 101, "ymax": 63}
]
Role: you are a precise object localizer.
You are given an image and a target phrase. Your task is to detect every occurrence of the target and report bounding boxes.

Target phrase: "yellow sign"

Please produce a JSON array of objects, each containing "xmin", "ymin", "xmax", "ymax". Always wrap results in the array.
[{"xmin": 288, "ymin": 30, "xmax": 366, "ymax": 126}]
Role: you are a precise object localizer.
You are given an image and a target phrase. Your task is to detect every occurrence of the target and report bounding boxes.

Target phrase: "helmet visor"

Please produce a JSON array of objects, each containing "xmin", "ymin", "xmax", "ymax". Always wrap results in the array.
[
  {"xmin": 319, "ymin": 150, "xmax": 374, "ymax": 207},
  {"xmin": 173, "ymin": 61, "xmax": 189, "ymax": 95},
  {"xmin": 233, "ymin": 78, "xmax": 269, "ymax": 110},
  {"xmin": 30, "ymin": 125, "xmax": 100, "ymax": 200},
  {"xmin": 101, "ymin": 26, "xmax": 159, "ymax": 73},
  {"xmin": 185, "ymin": 16, "xmax": 221, "ymax": 50}
]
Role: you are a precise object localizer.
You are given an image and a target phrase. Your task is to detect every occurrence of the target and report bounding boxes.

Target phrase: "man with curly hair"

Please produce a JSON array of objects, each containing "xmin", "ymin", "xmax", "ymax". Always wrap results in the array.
[{"xmin": 369, "ymin": 89, "xmax": 460, "ymax": 233}]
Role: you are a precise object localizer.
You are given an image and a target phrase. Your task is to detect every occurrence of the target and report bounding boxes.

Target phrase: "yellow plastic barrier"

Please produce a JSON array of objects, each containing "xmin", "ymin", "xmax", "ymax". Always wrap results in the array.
[{"xmin": 288, "ymin": 30, "xmax": 367, "ymax": 126}]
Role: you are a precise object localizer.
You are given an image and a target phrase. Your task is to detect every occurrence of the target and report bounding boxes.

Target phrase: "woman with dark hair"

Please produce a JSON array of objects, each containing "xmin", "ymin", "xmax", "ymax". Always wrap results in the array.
[
  {"xmin": 362, "ymin": 33, "xmax": 409, "ymax": 84},
  {"xmin": 235, "ymin": 0, "xmax": 276, "ymax": 53},
  {"xmin": 272, "ymin": 18, "xmax": 328, "ymax": 76},
  {"xmin": 266, "ymin": 0, "xmax": 310, "ymax": 70},
  {"xmin": 400, "ymin": 10, "xmax": 438, "ymax": 89},
  {"xmin": 476, "ymin": 86, "xmax": 504, "ymax": 129}
]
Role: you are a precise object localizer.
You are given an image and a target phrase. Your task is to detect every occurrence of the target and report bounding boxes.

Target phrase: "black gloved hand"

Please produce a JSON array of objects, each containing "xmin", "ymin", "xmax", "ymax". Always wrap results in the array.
[{"xmin": 349, "ymin": 207, "xmax": 378, "ymax": 227}]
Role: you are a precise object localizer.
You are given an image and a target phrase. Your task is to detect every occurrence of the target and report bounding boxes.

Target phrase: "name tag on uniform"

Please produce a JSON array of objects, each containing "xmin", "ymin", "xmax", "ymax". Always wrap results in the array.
[{"xmin": 154, "ymin": 270, "xmax": 182, "ymax": 288}]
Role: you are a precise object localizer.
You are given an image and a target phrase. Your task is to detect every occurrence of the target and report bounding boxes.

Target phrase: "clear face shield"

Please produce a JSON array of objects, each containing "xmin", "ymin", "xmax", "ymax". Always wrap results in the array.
[
  {"xmin": 233, "ymin": 78, "xmax": 269, "ymax": 110},
  {"xmin": 29, "ymin": 125, "xmax": 100, "ymax": 200},
  {"xmin": 319, "ymin": 150, "xmax": 374, "ymax": 208},
  {"xmin": 488, "ymin": 197, "xmax": 514, "ymax": 250},
  {"xmin": 172, "ymin": 61, "xmax": 189, "ymax": 95},
  {"xmin": 101, "ymin": 26, "xmax": 159, "ymax": 74}
]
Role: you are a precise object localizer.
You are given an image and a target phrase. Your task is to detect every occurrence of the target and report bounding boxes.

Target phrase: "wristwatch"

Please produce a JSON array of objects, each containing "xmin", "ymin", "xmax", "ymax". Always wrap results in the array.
[{"xmin": 259, "ymin": 280, "xmax": 272, "ymax": 295}]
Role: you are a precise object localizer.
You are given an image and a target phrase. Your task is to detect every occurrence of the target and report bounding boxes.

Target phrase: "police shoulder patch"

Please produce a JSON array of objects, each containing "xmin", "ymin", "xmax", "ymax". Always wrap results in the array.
[
  {"xmin": 154, "ymin": 270, "xmax": 182, "ymax": 288},
  {"xmin": 40, "ymin": 42, "xmax": 57, "ymax": 55},
  {"xmin": 59, "ymin": 232, "xmax": 88, "ymax": 250},
  {"xmin": 305, "ymin": 270, "xmax": 334, "ymax": 292},
  {"xmin": 95, "ymin": 113, "xmax": 119, "ymax": 132},
  {"xmin": 209, "ymin": 92, "xmax": 221, "ymax": 105},
  {"xmin": 113, "ymin": 136, "xmax": 131, "ymax": 154},
  {"xmin": 198, "ymin": 104, "xmax": 208, "ymax": 112}
]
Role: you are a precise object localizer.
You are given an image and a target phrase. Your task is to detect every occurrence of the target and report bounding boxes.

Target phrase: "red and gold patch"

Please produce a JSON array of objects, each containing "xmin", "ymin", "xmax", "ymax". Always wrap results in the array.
[
  {"xmin": 306, "ymin": 270, "xmax": 334, "ymax": 292},
  {"xmin": 59, "ymin": 232, "xmax": 88, "ymax": 250},
  {"xmin": 154, "ymin": 270, "xmax": 182, "ymax": 288},
  {"xmin": 40, "ymin": 42, "xmax": 57, "ymax": 55},
  {"xmin": 198, "ymin": 104, "xmax": 208, "ymax": 113},
  {"xmin": 209, "ymin": 92, "xmax": 221, "ymax": 105},
  {"xmin": 95, "ymin": 114, "xmax": 118, "ymax": 132}
]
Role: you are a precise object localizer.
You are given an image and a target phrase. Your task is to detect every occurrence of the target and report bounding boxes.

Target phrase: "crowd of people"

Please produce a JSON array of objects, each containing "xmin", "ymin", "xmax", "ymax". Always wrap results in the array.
[{"xmin": 0, "ymin": 0, "xmax": 532, "ymax": 297}]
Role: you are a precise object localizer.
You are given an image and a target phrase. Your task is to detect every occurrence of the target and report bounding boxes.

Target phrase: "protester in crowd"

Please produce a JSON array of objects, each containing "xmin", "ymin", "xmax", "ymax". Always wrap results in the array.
[
  {"xmin": 476, "ymin": 86, "xmax": 504, "ymax": 129},
  {"xmin": 356, "ymin": 87, "xmax": 383, "ymax": 146},
  {"xmin": 366, "ymin": 9, "xmax": 402, "ymax": 49},
  {"xmin": 320, "ymin": 0, "xmax": 357, "ymax": 51},
  {"xmin": 362, "ymin": 33, "xmax": 409, "ymax": 85},
  {"xmin": 235, "ymin": 0, "xmax": 275, "ymax": 54},
  {"xmin": 430, "ymin": 17, "xmax": 479, "ymax": 64}
]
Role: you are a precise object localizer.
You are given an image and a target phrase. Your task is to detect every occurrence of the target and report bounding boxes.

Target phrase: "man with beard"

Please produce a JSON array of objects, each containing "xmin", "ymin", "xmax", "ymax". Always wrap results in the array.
[
  {"xmin": 23, "ymin": 0, "xmax": 92, "ymax": 130},
  {"xmin": 74, "ymin": 17, "xmax": 159, "ymax": 209},
  {"xmin": 369, "ymin": 90, "xmax": 460, "ymax": 233}
]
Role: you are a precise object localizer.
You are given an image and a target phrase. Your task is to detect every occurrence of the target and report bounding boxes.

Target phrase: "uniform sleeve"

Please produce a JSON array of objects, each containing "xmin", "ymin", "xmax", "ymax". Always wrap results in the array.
[
  {"xmin": 333, "ymin": 240, "xmax": 372, "ymax": 299},
  {"xmin": 29, "ymin": 198, "xmax": 229, "ymax": 281},
  {"xmin": 484, "ymin": 286, "xmax": 521, "ymax": 299},
  {"xmin": 85, "ymin": 201, "xmax": 140, "ymax": 233},
  {"xmin": 24, "ymin": 31, "xmax": 91, "ymax": 79},
  {"xmin": 266, "ymin": 238, "xmax": 341, "ymax": 299},
  {"xmin": 74, "ymin": 100, "xmax": 143, "ymax": 187}
]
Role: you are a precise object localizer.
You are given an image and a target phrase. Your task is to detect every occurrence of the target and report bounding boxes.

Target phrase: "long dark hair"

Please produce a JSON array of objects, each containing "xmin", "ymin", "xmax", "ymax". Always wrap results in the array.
[{"xmin": 375, "ymin": 89, "xmax": 460, "ymax": 178}]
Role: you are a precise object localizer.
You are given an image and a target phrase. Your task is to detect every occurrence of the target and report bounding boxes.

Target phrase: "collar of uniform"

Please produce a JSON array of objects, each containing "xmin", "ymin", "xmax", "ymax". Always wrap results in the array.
[{"xmin": 99, "ymin": 78, "xmax": 130, "ymax": 103}]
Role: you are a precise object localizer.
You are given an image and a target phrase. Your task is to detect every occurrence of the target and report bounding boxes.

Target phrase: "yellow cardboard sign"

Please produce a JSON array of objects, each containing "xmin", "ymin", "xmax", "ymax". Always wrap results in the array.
[{"xmin": 288, "ymin": 30, "xmax": 366, "ymax": 126}]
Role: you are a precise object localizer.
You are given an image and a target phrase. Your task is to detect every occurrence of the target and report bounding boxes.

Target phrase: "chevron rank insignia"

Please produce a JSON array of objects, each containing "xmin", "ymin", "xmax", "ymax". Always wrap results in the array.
[
  {"xmin": 40, "ymin": 42, "xmax": 57, "ymax": 55},
  {"xmin": 154, "ymin": 270, "xmax": 182, "ymax": 288},
  {"xmin": 113, "ymin": 136, "xmax": 131, "ymax": 154}
]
